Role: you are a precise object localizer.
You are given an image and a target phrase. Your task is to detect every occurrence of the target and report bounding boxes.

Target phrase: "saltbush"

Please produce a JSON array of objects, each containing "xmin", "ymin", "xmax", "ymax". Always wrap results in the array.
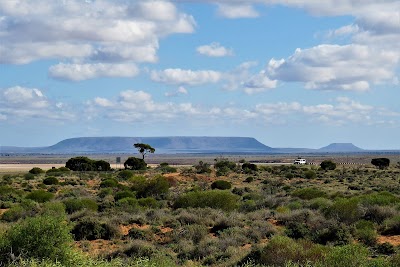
[
  {"xmin": 63, "ymin": 198, "xmax": 98, "ymax": 214},
  {"xmin": 29, "ymin": 167, "xmax": 45, "ymax": 174},
  {"xmin": 43, "ymin": 176, "xmax": 59, "ymax": 185},
  {"xmin": 292, "ymin": 188, "xmax": 327, "ymax": 200},
  {"xmin": 117, "ymin": 170, "xmax": 135, "ymax": 180},
  {"xmin": 0, "ymin": 214, "xmax": 72, "ymax": 263},
  {"xmin": 174, "ymin": 190, "xmax": 239, "ymax": 211},
  {"xmin": 26, "ymin": 190, "xmax": 54, "ymax": 203},
  {"xmin": 72, "ymin": 217, "xmax": 120, "ymax": 241},
  {"xmin": 211, "ymin": 180, "xmax": 232, "ymax": 190}
]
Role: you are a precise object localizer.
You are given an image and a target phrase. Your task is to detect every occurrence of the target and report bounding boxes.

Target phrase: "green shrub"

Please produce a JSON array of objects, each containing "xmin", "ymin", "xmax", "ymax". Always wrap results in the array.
[
  {"xmin": 23, "ymin": 173, "xmax": 35, "ymax": 180},
  {"xmin": 355, "ymin": 220, "xmax": 377, "ymax": 246},
  {"xmin": 360, "ymin": 192, "xmax": 400, "ymax": 206},
  {"xmin": 242, "ymin": 162, "xmax": 258, "ymax": 173},
  {"xmin": 43, "ymin": 176, "xmax": 59, "ymax": 185},
  {"xmin": 0, "ymin": 186, "xmax": 22, "ymax": 202},
  {"xmin": 115, "ymin": 190, "xmax": 136, "ymax": 201},
  {"xmin": 116, "ymin": 197, "xmax": 139, "ymax": 212},
  {"xmin": 326, "ymin": 198, "xmax": 362, "ymax": 224},
  {"xmin": 63, "ymin": 198, "xmax": 98, "ymax": 214},
  {"xmin": 1, "ymin": 200, "xmax": 39, "ymax": 222},
  {"xmin": 72, "ymin": 217, "xmax": 120, "ymax": 241},
  {"xmin": 156, "ymin": 163, "xmax": 177, "ymax": 173},
  {"xmin": 304, "ymin": 170, "xmax": 317, "ymax": 179},
  {"xmin": 244, "ymin": 176, "xmax": 254, "ymax": 183},
  {"xmin": 100, "ymin": 178, "xmax": 119, "ymax": 188},
  {"xmin": 246, "ymin": 236, "xmax": 327, "ymax": 266},
  {"xmin": 371, "ymin": 158, "xmax": 390, "ymax": 169},
  {"xmin": 292, "ymin": 188, "xmax": 327, "ymax": 200},
  {"xmin": 0, "ymin": 214, "xmax": 72, "ymax": 263},
  {"xmin": 320, "ymin": 160, "xmax": 337, "ymax": 170},
  {"xmin": 174, "ymin": 190, "xmax": 239, "ymax": 211},
  {"xmin": 381, "ymin": 215, "xmax": 400, "ymax": 235},
  {"xmin": 29, "ymin": 167, "xmax": 45, "ymax": 174},
  {"xmin": 132, "ymin": 175, "xmax": 170, "ymax": 199},
  {"xmin": 128, "ymin": 228, "xmax": 148, "ymax": 240},
  {"xmin": 324, "ymin": 244, "xmax": 369, "ymax": 267},
  {"xmin": 138, "ymin": 197, "xmax": 159, "ymax": 209},
  {"xmin": 117, "ymin": 170, "xmax": 135, "ymax": 180},
  {"xmin": 214, "ymin": 158, "xmax": 237, "ymax": 176},
  {"xmin": 211, "ymin": 180, "xmax": 232, "ymax": 190},
  {"xmin": 26, "ymin": 190, "xmax": 54, "ymax": 203},
  {"xmin": 194, "ymin": 161, "xmax": 212, "ymax": 174},
  {"xmin": 312, "ymin": 222, "xmax": 352, "ymax": 246}
]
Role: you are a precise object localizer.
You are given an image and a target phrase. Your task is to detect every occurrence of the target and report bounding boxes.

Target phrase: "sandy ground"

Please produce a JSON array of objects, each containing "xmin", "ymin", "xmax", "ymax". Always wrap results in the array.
[{"xmin": 0, "ymin": 163, "xmax": 66, "ymax": 173}]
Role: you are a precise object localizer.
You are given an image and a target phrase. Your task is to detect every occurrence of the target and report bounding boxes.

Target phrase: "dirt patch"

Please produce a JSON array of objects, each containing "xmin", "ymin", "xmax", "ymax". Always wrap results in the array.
[
  {"xmin": 0, "ymin": 164, "xmax": 65, "ymax": 173},
  {"xmin": 120, "ymin": 223, "xmax": 151, "ymax": 236},
  {"xmin": 377, "ymin": 235, "xmax": 400, "ymax": 246},
  {"xmin": 0, "ymin": 209, "xmax": 8, "ymax": 216}
]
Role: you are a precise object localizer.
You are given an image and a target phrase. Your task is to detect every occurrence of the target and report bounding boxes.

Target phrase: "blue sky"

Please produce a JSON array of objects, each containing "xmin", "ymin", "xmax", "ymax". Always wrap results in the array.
[{"xmin": 0, "ymin": 0, "xmax": 399, "ymax": 149}]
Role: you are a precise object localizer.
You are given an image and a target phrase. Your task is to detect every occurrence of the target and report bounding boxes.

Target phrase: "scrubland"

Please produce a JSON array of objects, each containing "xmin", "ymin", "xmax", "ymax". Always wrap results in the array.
[{"xmin": 1, "ymin": 157, "xmax": 400, "ymax": 266}]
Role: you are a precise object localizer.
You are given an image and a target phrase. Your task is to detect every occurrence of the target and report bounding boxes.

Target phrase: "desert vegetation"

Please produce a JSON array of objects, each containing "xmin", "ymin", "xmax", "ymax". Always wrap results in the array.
[{"xmin": 1, "ymin": 156, "xmax": 400, "ymax": 266}]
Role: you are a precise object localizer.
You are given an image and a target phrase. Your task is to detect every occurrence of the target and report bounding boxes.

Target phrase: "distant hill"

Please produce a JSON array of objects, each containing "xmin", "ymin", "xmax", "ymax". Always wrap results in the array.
[
  {"xmin": 1, "ymin": 136, "xmax": 274, "ymax": 154},
  {"xmin": 318, "ymin": 143, "xmax": 364, "ymax": 152}
]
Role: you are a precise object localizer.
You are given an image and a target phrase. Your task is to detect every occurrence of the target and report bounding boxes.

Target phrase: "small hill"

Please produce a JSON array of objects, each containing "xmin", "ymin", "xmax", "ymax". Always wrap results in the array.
[
  {"xmin": 318, "ymin": 143, "xmax": 364, "ymax": 153},
  {"xmin": 1, "ymin": 136, "xmax": 274, "ymax": 154}
]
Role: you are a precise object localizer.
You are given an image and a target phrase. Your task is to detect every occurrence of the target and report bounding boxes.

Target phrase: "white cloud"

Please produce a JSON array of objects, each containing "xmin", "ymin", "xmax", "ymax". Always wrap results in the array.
[
  {"xmin": 197, "ymin": 43, "xmax": 233, "ymax": 57},
  {"xmin": 0, "ymin": 0, "xmax": 195, "ymax": 68},
  {"xmin": 151, "ymin": 68, "xmax": 222, "ymax": 85},
  {"xmin": 0, "ymin": 86, "xmax": 75, "ymax": 121},
  {"xmin": 49, "ymin": 63, "xmax": 139, "ymax": 81},
  {"xmin": 243, "ymin": 71, "xmax": 277, "ymax": 94},
  {"xmin": 217, "ymin": 4, "xmax": 259, "ymax": 19},
  {"xmin": 267, "ymin": 44, "xmax": 398, "ymax": 91},
  {"xmin": 86, "ymin": 90, "xmax": 398, "ymax": 126},
  {"xmin": 0, "ymin": 113, "xmax": 7, "ymax": 120},
  {"xmin": 165, "ymin": 86, "xmax": 188, "ymax": 97}
]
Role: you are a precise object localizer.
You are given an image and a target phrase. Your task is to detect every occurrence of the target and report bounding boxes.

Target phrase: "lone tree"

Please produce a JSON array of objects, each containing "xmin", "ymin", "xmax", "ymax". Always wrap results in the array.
[
  {"xmin": 371, "ymin": 158, "xmax": 390, "ymax": 169},
  {"xmin": 134, "ymin": 143, "xmax": 155, "ymax": 159}
]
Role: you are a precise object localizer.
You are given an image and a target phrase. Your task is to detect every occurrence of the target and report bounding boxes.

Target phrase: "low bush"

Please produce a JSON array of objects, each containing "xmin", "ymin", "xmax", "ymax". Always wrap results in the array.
[
  {"xmin": 100, "ymin": 178, "xmax": 119, "ymax": 188},
  {"xmin": 194, "ymin": 161, "xmax": 212, "ymax": 174},
  {"xmin": 26, "ymin": 190, "xmax": 54, "ymax": 203},
  {"xmin": 174, "ymin": 190, "xmax": 239, "ymax": 211},
  {"xmin": 211, "ymin": 180, "xmax": 232, "ymax": 190},
  {"xmin": 63, "ymin": 198, "xmax": 98, "ymax": 214},
  {"xmin": 156, "ymin": 163, "xmax": 177, "ymax": 173},
  {"xmin": 43, "ymin": 176, "xmax": 59, "ymax": 185},
  {"xmin": 138, "ymin": 197, "xmax": 159, "ymax": 209},
  {"xmin": 354, "ymin": 220, "xmax": 377, "ymax": 246},
  {"xmin": 292, "ymin": 188, "xmax": 327, "ymax": 200},
  {"xmin": 0, "ymin": 214, "xmax": 72, "ymax": 263},
  {"xmin": 29, "ymin": 167, "xmax": 45, "ymax": 174},
  {"xmin": 381, "ymin": 215, "xmax": 400, "ymax": 235},
  {"xmin": 23, "ymin": 173, "xmax": 35, "ymax": 180},
  {"xmin": 117, "ymin": 170, "xmax": 135, "ymax": 180},
  {"xmin": 115, "ymin": 190, "xmax": 136, "ymax": 201},
  {"xmin": 72, "ymin": 217, "xmax": 120, "ymax": 241}
]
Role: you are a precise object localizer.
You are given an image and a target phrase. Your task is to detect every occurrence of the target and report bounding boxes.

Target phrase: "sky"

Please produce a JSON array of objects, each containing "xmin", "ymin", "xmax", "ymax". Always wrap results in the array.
[{"xmin": 0, "ymin": 0, "xmax": 399, "ymax": 149}]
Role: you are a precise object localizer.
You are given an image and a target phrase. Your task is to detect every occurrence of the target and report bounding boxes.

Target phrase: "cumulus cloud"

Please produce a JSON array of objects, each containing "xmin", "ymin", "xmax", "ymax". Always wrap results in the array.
[
  {"xmin": 0, "ymin": 0, "xmax": 195, "ymax": 69},
  {"xmin": 165, "ymin": 86, "xmax": 188, "ymax": 97},
  {"xmin": 86, "ymin": 90, "xmax": 398, "ymax": 126},
  {"xmin": 217, "ymin": 4, "xmax": 259, "ymax": 18},
  {"xmin": 49, "ymin": 63, "xmax": 139, "ymax": 81},
  {"xmin": 267, "ymin": 44, "xmax": 398, "ymax": 91},
  {"xmin": 197, "ymin": 43, "xmax": 233, "ymax": 57},
  {"xmin": 151, "ymin": 68, "xmax": 222, "ymax": 85},
  {"xmin": 0, "ymin": 86, "xmax": 74, "ymax": 120}
]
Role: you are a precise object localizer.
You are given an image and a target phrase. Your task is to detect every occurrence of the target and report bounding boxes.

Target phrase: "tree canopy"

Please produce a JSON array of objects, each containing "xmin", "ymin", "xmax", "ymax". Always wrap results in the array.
[
  {"xmin": 371, "ymin": 158, "xmax": 390, "ymax": 169},
  {"xmin": 134, "ymin": 143, "xmax": 155, "ymax": 159}
]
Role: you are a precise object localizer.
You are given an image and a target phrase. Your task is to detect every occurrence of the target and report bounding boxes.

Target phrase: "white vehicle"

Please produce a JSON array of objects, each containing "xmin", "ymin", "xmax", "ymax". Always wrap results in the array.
[{"xmin": 294, "ymin": 158, "xmax": 307, "ymax": 164}]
